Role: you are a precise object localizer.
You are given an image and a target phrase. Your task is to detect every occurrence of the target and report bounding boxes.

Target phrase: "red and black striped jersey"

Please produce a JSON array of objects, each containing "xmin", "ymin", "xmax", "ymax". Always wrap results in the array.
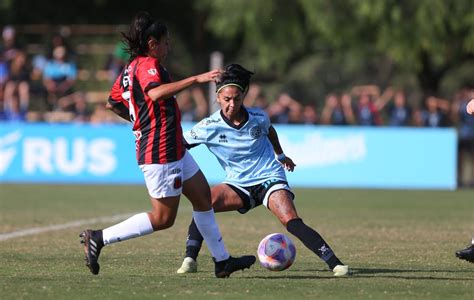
[{"xmin": 109, "ymin": 56, "xmax": 184, "ymax": 164}]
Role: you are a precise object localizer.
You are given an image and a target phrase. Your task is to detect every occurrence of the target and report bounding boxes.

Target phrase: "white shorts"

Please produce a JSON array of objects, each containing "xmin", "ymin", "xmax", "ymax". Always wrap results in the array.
[{"xmin": 139, "ymin": 150, "xmax": 200, "ymax": 198}]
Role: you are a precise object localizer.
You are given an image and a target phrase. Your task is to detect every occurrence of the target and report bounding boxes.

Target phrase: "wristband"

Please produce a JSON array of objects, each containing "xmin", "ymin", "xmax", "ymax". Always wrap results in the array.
[{"xmin": 277, "ymin": 153, "xmax": 286, "ymax": 162}]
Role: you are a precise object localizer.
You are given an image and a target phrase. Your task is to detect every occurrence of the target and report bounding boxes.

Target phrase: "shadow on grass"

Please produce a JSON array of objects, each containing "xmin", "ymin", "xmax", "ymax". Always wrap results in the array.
[
  {"xmin": 248, "ymin": 267, "xmax": 473, "ymax": 281},
  {"xmin": 351, "ymin": 267, "xmax": 473, "ymax": 280}
]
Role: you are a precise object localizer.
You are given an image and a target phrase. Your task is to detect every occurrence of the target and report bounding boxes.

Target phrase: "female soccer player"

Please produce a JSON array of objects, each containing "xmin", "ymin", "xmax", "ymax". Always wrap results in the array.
[
  {"xmin": 79, "ymin": 12, "xmax": 255, "ymax": 277},
  {"xmin": 177, "ymin": 64, "xmax": 350, "ymax": 276}
]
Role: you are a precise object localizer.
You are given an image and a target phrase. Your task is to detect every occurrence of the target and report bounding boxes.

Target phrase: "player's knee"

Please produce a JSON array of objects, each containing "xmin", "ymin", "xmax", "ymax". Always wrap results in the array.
[
  {"xmin": 211, "ymin": 193, "xmax": 227, "ymax": 210},
  {"xmin": 149, "ymin": 214, "xmax": 175, "ymax": 230}
]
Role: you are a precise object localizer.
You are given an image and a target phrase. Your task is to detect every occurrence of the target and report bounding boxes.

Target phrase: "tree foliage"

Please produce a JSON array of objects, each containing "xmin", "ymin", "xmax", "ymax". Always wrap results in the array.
[
  {"xmin": 1, "ymin": 0, "xmax": 472, "ymax": 99},
  {"xmin": 196, "ymin": 0, "xmax": 474, "ymax": 97}
]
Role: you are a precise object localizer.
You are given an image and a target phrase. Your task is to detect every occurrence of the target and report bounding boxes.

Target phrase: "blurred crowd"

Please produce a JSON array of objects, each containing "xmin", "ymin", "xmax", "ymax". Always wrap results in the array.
[
  {"xmin": 0, "ymin": 25, "xmax": 127, "ymax": 124},
  {"xmin": 1, "ymin": 25, "xmax": 473, "ymax": 186},
  {"xmin": 1, "ymin": 25, "xmax": 473, "ymax": 128}
]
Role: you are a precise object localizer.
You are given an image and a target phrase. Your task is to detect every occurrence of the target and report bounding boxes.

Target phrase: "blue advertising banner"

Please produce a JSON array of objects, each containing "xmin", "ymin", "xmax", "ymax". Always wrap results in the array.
[{"xmin": 0, "ymin": 122, "xmax": 457, "ymax": 189}]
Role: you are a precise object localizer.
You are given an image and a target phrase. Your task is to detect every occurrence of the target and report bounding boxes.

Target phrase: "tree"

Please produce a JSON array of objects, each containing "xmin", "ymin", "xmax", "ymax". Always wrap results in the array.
[{"xmin": 197, "ymin": 0, "xmax": 474, "ymax": 98}]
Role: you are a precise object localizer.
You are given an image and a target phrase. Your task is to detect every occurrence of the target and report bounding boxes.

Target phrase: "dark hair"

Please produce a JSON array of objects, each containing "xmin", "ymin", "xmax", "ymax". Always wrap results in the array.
[
  {"xmin": 122, "ymin": 11, "xmax": 168, "ymax": 59},
  {"xmin": 216, "ymin": 64, "xmax": 254, "ymax": 94}
]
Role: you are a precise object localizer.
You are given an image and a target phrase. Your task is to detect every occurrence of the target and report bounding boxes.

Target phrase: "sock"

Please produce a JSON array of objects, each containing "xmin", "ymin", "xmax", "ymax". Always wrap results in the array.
[
  {"xmin": 286, "ymin": 218, "xmax": 343, "ymax": 270},
  {"xmin": 102, "ymin": 212, "xmax": 154, "ymax": 245},
  {"xmin": 185, "ymin": 218, "xmax": 204, "ymax": 260},
  {"xmin": 471, "ymin": 238, "xmax": 474, "ymax": 245},
  {"xmin": 192, "ymin": 209, "xmax": 229, "ymax": 262}
]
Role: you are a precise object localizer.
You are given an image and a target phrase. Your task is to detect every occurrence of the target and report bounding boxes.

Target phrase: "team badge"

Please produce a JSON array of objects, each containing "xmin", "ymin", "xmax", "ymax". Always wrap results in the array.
[
  {"xmin": 173, "ymin": 176, "xmax": 182, "ymax": 189},
  {"xmin": 147, "ymin": 68, "xmax": 157, "ymax": 75},
  {"xmin": 250, "ymin": 126, "xmax": 262, "ymax": 138}
]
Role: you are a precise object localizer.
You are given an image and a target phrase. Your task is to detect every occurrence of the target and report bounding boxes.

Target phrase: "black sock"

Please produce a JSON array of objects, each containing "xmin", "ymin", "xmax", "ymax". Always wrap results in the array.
[
  {"xmin": 286, "ymin": 218, "xmax": 343, "ymax": 270},
  {"xmin": 185, "ymin": 218, "xmax": 203, "ymax": 260}
]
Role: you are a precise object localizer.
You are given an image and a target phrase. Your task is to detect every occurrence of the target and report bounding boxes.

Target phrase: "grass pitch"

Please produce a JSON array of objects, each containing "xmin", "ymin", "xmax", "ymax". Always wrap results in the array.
[{"xmin": 0, "ymin": 184, "xmax": 473, "ymax": 299}]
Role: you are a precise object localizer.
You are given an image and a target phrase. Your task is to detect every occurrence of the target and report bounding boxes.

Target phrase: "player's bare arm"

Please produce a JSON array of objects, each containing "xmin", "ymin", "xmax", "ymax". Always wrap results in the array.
[
  {"xmin": 267, "ymin": 125, "xmax": 296, "ymax": 172},
  {"xmin": 147, "ymin": 69, "xmax": 221, "ymax": 101}
]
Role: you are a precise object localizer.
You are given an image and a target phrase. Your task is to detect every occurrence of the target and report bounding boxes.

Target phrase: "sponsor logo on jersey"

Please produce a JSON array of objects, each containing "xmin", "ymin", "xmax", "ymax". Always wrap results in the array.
[
  {"xmin": 169, "ymin": 168, "xmax": 182, "ymax": 175},
  {"xmin": 205, "ymin": 118, "xmax": 221, "ymax": 126},
  {"xmin": 249, "ymin": 111, "xmax": 264, "ymax": 117},
  {"xmin": 190, "ymin": 129, "xmax": 198, "ymax": 139},
  {"xmin": 219, "ymin": 134, "xmax": 228, "ymax": 143},
  {"xmin": 147, "ymin": 68, "xmax": 157, "ymax": 75}
]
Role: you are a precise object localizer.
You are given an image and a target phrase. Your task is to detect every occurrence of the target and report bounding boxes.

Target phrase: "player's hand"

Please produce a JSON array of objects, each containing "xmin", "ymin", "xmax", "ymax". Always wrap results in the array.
[
  {"xmin": 280, "ymin": 156, "xmax": 296, "ymax": 172},
  {"xmin": 195, "ymin": 69, "xmax": 222, "ymax": 83},
  {"xmin": 467, "ymin": 99, "xmax": 474, "ymax": 115}
]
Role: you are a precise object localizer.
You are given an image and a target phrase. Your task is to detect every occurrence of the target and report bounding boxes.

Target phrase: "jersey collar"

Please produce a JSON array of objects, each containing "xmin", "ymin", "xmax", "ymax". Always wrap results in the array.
[{"xmin": 220, "ymin": 107, "xmax": 249, "ymax": 130}]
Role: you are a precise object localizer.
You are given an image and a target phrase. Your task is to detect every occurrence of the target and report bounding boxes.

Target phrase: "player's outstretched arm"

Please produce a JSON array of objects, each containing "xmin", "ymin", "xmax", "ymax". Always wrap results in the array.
[
  {"xmin": 268, "ymin": 125, "xmax": 296, "ymax": 172},
  {"xmin": 147, "ymin": 69, "xmax": 221, "ymax": 101}
]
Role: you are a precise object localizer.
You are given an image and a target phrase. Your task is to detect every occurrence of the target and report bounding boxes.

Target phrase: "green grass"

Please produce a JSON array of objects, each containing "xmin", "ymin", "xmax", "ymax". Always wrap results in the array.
[{"xmin": 0, "ymin": 185, "xmax": 473, "ymax": 299}]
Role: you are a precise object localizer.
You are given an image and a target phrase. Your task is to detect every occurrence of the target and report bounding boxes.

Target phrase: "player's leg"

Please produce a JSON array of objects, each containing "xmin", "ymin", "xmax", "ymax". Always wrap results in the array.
[
  {"xmin": 180, "ymin": 152, "xmax": 255, "ymax": 277},
  {"xmin": 178, "ymin": 183, "xmax": 245, "ymax": 273},
  {"xmin": 267, "ymin": 188, "xmax": 350, "ymax": 276},
  {"xmin": 80, "ymin": 162, "xmax": 182, "ymax": 275}
]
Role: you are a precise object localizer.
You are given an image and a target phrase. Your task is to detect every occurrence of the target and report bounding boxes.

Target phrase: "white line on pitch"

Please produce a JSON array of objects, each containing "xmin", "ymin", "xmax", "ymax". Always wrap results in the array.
[{"xmin": 0, "ymin": 213, "xmax": 136, "ymax": 242}]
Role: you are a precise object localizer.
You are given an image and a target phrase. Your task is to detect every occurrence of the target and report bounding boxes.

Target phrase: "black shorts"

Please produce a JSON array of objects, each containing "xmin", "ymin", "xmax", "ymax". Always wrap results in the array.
[{"xmin": 226, "ymin": 178, "xmax": 294, "ymax": 214}]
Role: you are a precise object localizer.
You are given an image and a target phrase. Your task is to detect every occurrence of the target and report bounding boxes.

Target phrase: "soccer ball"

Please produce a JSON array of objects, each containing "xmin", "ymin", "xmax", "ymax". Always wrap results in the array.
[{"xmin": 257, "ymin": 233, "xmax": 296, "ymax": 271}]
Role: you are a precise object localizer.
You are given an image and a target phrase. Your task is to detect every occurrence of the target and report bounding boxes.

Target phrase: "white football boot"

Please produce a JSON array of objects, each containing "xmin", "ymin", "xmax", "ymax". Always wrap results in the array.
[
  {"xmin": 333, "ymin": 265, "xmax": 350, "ymax": 276},
  {"xmin": 177, "ymin": 257, "xmax": 198, "ymax": 274}
]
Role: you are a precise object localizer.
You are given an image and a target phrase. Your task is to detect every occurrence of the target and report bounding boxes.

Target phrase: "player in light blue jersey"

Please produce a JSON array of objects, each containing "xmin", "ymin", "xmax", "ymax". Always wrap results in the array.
[{"xmin": 177, "ymin": 64, "xmax": 350, "ymax": 276}]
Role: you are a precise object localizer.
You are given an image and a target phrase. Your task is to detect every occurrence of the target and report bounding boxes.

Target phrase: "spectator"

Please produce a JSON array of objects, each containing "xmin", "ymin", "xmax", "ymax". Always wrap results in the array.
[
  {"xmin": 42, "ymin": 45, "xmax": 77, "ymax": 110},
  {"xmin": 287, "ymin": 97, "xmax": 304, "ymax": 124},
  {"xmin": 353, "ymin": 89, "xmax": 383, "ymax": 126},
  {"xmin": 302, "ymin": 104, "xmax": 318, "ymax": 125},
  {"xmin": 377, "ymin": 89, "xmax": 413, "ymax": 126},
  {"xmin": 55, "ymin": 92, "xmax": 92, "ymax": 123},
  {"xmin": 2, "ymin": 93, "xmax": 26, "ymax": 122},
  {"xmin": 243, "ymin": 84, "xmax": 269, "ymax": 110},
  {"xmin": 176, "ymin": 87, "xmax": 208, "ymax": 122},
  {"xmin": 0, "ymin": 53, "xmax": 7, "ymax": 110},
  {"xmin": 105, "ymin": 41, "xmax": 128, "ymax": 83},
  {"xmin": 451, "ymin": 88, "xmax": 474, "ymax": 187},
  {"xmin": 1, "ymin": 26, "xmax": 20, "ymax": 63},
  {"xmin": 268, "ymin": 93, "xmax": 301, "ymax": 124},
  {"xmin": 3, "ymin": 50, "xmax": 30, "ymax": 117},
  {"xmin": 320, "ymin": 93, "xmax": 355, "ymax": 125},
  {"xmin": 253, "ymin": 92, "xmax": 269, "ymax": 110},
  {"xmin": 46, "ymin": 32, "xmax": 75, "ymax": 61},
  {"xmin": 414, "ymin": 96, "xmax": 451, "ymax": 127}
]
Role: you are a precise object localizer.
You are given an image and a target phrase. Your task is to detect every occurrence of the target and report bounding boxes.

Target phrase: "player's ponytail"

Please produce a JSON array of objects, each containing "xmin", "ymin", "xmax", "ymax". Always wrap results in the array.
[
  {"xmin": 122, "ymin": 11, "xmax": 168, "ymax": 59},
  {"xmin": 216, "ymin": 64, "xmax": 254, "ymax": 95}
]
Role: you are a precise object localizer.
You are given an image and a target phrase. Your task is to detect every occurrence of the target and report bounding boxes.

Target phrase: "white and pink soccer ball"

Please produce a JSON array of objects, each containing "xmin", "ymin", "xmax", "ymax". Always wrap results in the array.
[{"xmin": 257, "ymin": 233, "xmax": 296, "ymax": 271}]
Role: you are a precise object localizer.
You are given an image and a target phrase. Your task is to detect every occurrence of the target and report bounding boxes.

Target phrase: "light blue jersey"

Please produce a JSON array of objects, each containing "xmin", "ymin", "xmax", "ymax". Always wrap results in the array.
[{"xmin": 184, "ymin": 107, "xmax": 287, "ymax": 186}]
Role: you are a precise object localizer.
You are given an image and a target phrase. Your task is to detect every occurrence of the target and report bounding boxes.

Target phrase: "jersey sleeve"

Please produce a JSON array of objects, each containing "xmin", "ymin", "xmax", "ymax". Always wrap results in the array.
[
  {"xmin": 136, "ymin": 57, "xmax": 162, "ymax": 93},
  {"xmin": 108, "ymin": 71, "xmax": 129, "ymax": 108},
  {"xmin": 183, "ymin": 119, "xmax": 209, "ymax": 147},
  {"xmin": 259, "ymin": 108, "xmax": 271, "ymax": 130}
]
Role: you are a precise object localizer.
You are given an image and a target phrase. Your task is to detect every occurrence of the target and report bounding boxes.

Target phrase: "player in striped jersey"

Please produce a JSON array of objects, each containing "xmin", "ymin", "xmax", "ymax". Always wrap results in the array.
[
  {"xmin": 79, "ymin": 12, "xmax": 255, "ymax": 277},
  {"xmin": 177, "ymin": 64, "xmax": 350, "ymax": 276}
]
